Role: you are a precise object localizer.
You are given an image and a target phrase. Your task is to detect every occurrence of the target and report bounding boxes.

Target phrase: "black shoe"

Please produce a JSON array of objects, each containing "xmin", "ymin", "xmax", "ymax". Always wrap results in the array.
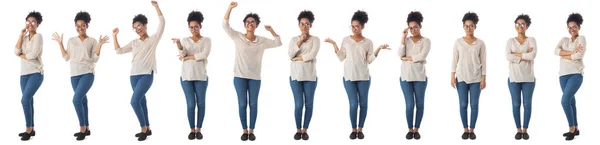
[
  {"xmin": 135, "ymin": 129, "xmax": 152, "ymax": 137},
  {"xmin": 563, "ymin": 129, "xmax": 579, "ymax": 137},
  {"xmin": 294, "ymin": 132, "xmax": 302, "ymax": 140},
  {"xmin": 565, "ymin": 132, "xmax": 575, "ymax": 141},
  {"xmin": 523, "ymin": 132, "xmax": 530, "ymax": 140},
  {"xmin": 241, "ymin": 133, "xmax": 249, "ymax": 141},
  {"xmin": 19, "ymin": 130, "xmax": 36, "ymax": 137},
  {"xmin": 301, "ymin": 133, "xmax": 309, "ymax": 140},
  {"xmin": 515, "ymin": 132, "xmax": 523, "ymax": 140},
  {"xmin": 469, "ymin": 132, "xmax": 476, "ymax": 140},
  {"xmin": 405, "ymin": 132, "xmax": 414, "ymax": 139},
  {"xmin": 74, "ymin": 129, "xmax": 91, "ymax": 136},
  {"xmin": 349, "ymin": 132, "xmax": 357, "ymax": 139},
  {"xmin": 413, "ymin": 132, "xmax": 421, "ymax": 140},
  {"xmin": 20, "ymin": 132, "xmax": 33, "ymax": 141},
  {"xmin": 196, "ymin": 132, "xmax": 203, "ymax": 140},
  {"xmin": 461, "ymin": 132, "xmax": 469, "ymax": 139},
  {"xmin": 76, "ymin": 132, "xmax": 86, "ymax": 141},
  {"xmin": 188, "ymin": 132, "xmax": 196, "ymax": 140},
  {"xmin": 137, "ymin": 132, "xmax": 148, "ymax": 141},
  {"xmin": 357, "ymin": 132, "xmax": 365, "ymax": 139},
  {"xmin": 248, "ymin": 133, "xmax": 256, "ymax": 141}
]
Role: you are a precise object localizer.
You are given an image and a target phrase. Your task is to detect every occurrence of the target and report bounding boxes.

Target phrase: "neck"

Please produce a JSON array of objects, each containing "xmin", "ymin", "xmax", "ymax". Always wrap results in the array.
[
  {"xmin": 353, "ymin": 33, "xmax": 363, "ymax": 38},
  {"xmin": 517, "ymin": 33, "xmax": 527, "ymax": 39},
  {"xmin": 465, "ymin": 34, "xmax": 475, "ymax": 39},
  {"xmin": 192, "ymin": 34, "xmax": 202, "ymax": 39},
  {"xmin": 79, "ymin": 34, "xmax": 88, "ymax": 39},
  {"xmin": 140, "ymin": 34, "xmax": 149, "ymax": 40},
  {"xmin": 245, "ymin": 32, "xmax": 255, "ymax": 39},
  {"xmin": 29, "ymin": 31, "xmax": 37, "ymax": 35},
  {"xmin": 571, "ymin": 35, "xmax": 579, "ymax": 40},
  {"xmin": 413, "ymin": 34, "xmax": 422, "ymax": 39}
]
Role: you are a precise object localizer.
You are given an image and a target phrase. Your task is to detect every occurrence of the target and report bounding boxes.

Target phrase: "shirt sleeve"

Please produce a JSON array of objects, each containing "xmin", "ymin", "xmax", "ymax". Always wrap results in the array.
[
  {"xmin": 506, "ymin": 39, "xmax": 521, "ymax": 63},
  {"xmin": 223, "ymin": 20, "xmax": 241, "ymax": 40},
  {"xmin": 451, "ymin": 40, "xmax": 459, "ymax": 73},
  {"xmin": 288, "ymin": 37, "xmax": 300, "ymax": 59},
  {"xmin": 91, "ymin": 38, "xmax": 100, "ymax": 63},
  {"xmin": 63, "ymin": 39, "xmax": 72, "ymax": 61},
  {"xmin": 411, "ymin": 38, "xmax": 431, "ymax": 62},
  {"xmin": 554, "ymin": 38, "xmax": 565, "ymax": 56},
  {"xmin": 521, "ymin": 38, "xmax": 537, "ymax": 60},
  {"xmin": 263, "ymin": 36, "xmax": 283, "ymax": 49},
  {"xmin": 150, "ymin": 16, "xmax": 165, "ymax": 41},
  {"xmin": 571, "ymin": 36, "xmax": 586, "ymax": 60},
  {"xmin": 25, "ymin": 34, "xmax": 43, "ymax": 60},
  {"xmin": 301, "ymin": 37, "xmax": 320, "ymax": 62},
  {"xmin": 116, "ymin": 41, "xmax": 133, "ymax": 54},
  {"xmin": 480, "ymin": 41, "xmax": 487, "ymax": 75},
  {"xmin": 336, "ymin": 39, "xmax": 347, "ymax": 62},
  {"xmin": 365, "ymin": 41, "xmax": 376, "ymax": 64},
  {"xmin": 194, "ymin": 38, "xmax": 211, "ymax": 61}
]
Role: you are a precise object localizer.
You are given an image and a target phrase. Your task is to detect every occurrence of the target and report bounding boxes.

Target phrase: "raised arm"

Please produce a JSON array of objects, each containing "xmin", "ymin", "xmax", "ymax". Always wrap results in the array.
[
  {"xmin": 51, "ymin": 32, "xmax": 69, "ymax": 61},
  {"xmin": 92, "ymin": 35, "xmax": 109, "ymax": 62},
  {"xmin": 263, "ymin": 25, "xmax": 282, "ymax": 49},
  {"xmin": 112, "ymin": 28, "xmax": 132, "ymax": 54},
  {"xmin": 150, "ymin": 1, "xmax": 165, "ymax": 40},
  {"xmin": 223, "ymin": 2, "xmax": 240, "ymax": 39},
  {"xmin": 15, "ymin": 27, "xmax": 27, "ymax": 56},
  {"xmin": 325, "ymin": 38, "xmax": 345, "ymax": 61}
]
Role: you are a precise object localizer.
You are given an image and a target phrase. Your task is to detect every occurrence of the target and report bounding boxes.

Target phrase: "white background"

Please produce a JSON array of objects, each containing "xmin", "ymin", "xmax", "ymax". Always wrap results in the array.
[{"xmin": 0, "ymin": 0, "xmax": 597, "ymax": 144}]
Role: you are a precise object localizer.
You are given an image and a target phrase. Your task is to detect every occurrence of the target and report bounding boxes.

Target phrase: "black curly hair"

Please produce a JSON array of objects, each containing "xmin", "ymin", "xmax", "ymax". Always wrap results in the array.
[
  {"xmin": 132, "ymin": 14, "xmax": 148, "ymax": 25},
  {"xmin": 26, "ymin": 11, "xmax": 43, "ymax": 24},
  {"xmin": 462, "ymin": 12, "xmax": 479, "ymax": 25},
  {"xmin": 243, "ymin": 13, "xmax": 260, "ymax": 25},
  {"xmin": 74, "ymin": 11, "xmax": 91, "ymax": 24},
  {"xmin": 567, "ymin": 13, "xmax": 583, "ymax": 26},
  {"xmin": 187, "ymin": 11, "xmax": 204, "ymax": 24},
  {"xmin": 297, "ymin": 10, "xmax": 315, "ymax": 24},
  {"xmin": 351, "ymin": 10, "xmax": 368, "ymax": 26},
  {"xmin": 407, "ymin": 11, "xmax": 423, "ymax": 26},
  {"xmin": 514, "ymin": 14, "xmax": 531, "ymax": 27}
]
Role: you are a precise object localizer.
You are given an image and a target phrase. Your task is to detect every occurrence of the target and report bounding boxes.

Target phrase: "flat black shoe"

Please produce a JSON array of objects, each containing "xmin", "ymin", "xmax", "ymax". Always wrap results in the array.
[
  {"xmin": 20, "ymin": 132, "xmax": 33, "ymax": 141},
  {"xmin": 241, "ymin": 133, "xmax": 249, "ymax": 141},
  {"xmin": 301, "ymin": 133, "xmax": 309, "ymax": 140},
  {"xmin": 469, "ymin": 132, "xmax": 476, "ymax": 140},
  {"xmin": 522, "ymin": 132, "xmax": 529, "ymax": 140},
  {"xmin": 196, "ymin": 132, "xmax": 203, "ymax": 140},
  {"xmin": 74, "ymin": 129, "xmax": 91, "ymax": 136},
  {"xmin": 137, "ymin": 132, "xmax": 148, "ymax": 141},
  {"xmin": 136, "ymin": 129, "xmax": 152, "ymax": 137},
  {"xmin": 563, "ymin": 129, "xmax": 579, "ymax": 137},
  {"xmin": 413, "ymin": 132, "xmax": 421, "ymax": 139},
  {"xmin": 515, "ymin": 132, "xmax": 523, "ymax": 140},
  {"xmin": 248, "ymin": 133, "xmax": 256, "ymax": 141},
  {"xmin": 565, "ymin": 132, "xmax": 575, "ymax": 141},
  {"xmin": 294, "ymin": 132, "xmax": 302, "ymax": 140},
  {"xmin": 19, "ymin": 130, "xmax": 35, "ymax": 137},
  {"xmin": 188, "ymin": 132, "xmax": 196, "ymax": 140},
  {"xmin": 405, "ymin": 132, "xmax": 414, "ymax": 139},
  {"xmin": 461, "ymin": 132, "xmax": 469, "ymax": 139},
  {"xmin": 349, "ymin": 132, "xmax": 357, "ymax": 139},
  {"xmin": 76, "ymin": 132, "xmax": 86, "ymax": 141},
  {"xmin": 357, "ymin": 132, "xmax": 365, "ymax": 139}
]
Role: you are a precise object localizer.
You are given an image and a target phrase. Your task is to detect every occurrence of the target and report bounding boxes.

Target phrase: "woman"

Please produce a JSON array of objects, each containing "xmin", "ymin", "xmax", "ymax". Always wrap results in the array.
[
  {"xmin": 506, "ymin": 14, "xmax": 536, "ymax": 140},
  {"xmin": 51, "ymin": 11, "xmax": 109, "ymax": 141},
  {"xmin": 289, "ymin": 10, "xmax": 319, "ymax": 141},
  {"xmin": 450, "ymin": 12, "xmax": 486, "ymax": 140},
  {"xmin": 556, "ymin": 13, "xmax": 585, "ymax": 141},
  {"xmin": 324, "ymin": 10, "xmax": 389, "ymax": 140},
  {"xmin": 398, "ymin": 11, "xmax": 430, "ymax": 140},
  {"xmin": 112, "ymin": 0, "xmax": 164, "ymax": 141},
  {"xmin": 223, "ymin": 2, "xmax": 282, "ymax": 141},
  {"xmin": 171, "ymin": 11, "xmax": 211, "ymax": 140},
  {"xmin": 15, "ymin": 11, "xmax": 44, "ymax": 141}
]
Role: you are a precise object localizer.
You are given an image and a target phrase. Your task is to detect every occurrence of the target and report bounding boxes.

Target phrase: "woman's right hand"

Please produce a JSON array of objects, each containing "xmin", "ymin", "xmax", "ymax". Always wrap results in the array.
[
  {"xmin": 112, "ymin": 28, "xmax": 119, "ymax": 36},
  {"xmin": 20, "ymin": 26, "xmax": 28, "ymax": 36},
  {"xmin": 51, "ymin": 32, "xmax": 63, "ymax": 44},
  {"xmin": 171, "ymin": 38, "xmax": 180, "ymax": 44},
  {"xmin": 450, "ymin": 77, "xmax": 457, "ymax": 89},
  {"xmin": 229, "ymin": 2, "xmax": 238, "ymax": 9},
  {"xmin": 324, "ymin": 38, "xmax": 335, "ymax": 44},
  {"xmin": 402, "ymin": 28, "xmax": 409, "ymax": 38}
]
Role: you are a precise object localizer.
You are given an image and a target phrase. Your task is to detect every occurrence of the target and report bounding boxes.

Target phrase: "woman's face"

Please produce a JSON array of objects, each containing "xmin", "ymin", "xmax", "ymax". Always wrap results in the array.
[
  {"xmin": 188, "ymin": 21, "xmax": 201, "ymax": 36},
  {"xmin": 567, "ymin": 22, "xmax": 580, "ymax": 36},
  {"xmin": 515, "ymin": 19, "xmax": 528, "ymax": 34},
  {"xmin": 463, "ymin": 20, "xmax": 476, "ymax": 35},
  {"xmin": 132, "ymin": 21, "xmax": 147, "ymax": 37},
  {"xmin": 244, "ymin": 17, "xmax": 257, "ymax": 32},
  {"xmin": 25, "ymin": 17, "xmax": 39, "ymax": 32},
  {"xmin": 75, "ymin": 20, "xmax": 88, "ymax": 35},
  {"xmin": 351, "ymin": 20, "xmax": 363, "ymax": 35},
  {"xmin": 408, "ymin": 21, "xmax": 421, "ymax": 36},
  {"xmin": 298, "ymin": 18, "xmax": 311, "ymax": 34}
]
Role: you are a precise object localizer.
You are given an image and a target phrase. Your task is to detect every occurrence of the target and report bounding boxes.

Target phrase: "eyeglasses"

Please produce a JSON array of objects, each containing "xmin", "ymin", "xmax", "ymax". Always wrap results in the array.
[
  {"xmin": 75, "ymin": 24, "xmax": 88, "ymax": 29},
  {"xmin": 515, "ymin": 23, "xmax": 527, "ymax": 28},
  {"xmin": 463, "ymin": 24, "xmax": 476, "ymax": 29},
  {"xmin": 25, "ymin": 21, "xmax": 37, "ymax": 25},
  {"xmin": 245, "ymin": 20, "xmax": 256, "ymax": 25},
  {"xmin": 408, "ymin": 25, "xmax": 420, "ymax": 31},
  {"xmin": 567, "ymin": 26, "xmax": 579, "ymax": 30},
  {"xmin": 189, "ymin": 25, "xmax": 200, "ymax": 30},
  {"xmin": 299, "ymin": 22, "xmax": 311, "ymax": 28},
  {"xmin": 350, "ymin": 25, "xmax": 362, "ymax": 29},
  {"xmin": 132, "ymin": 24, "xmax": 143, "ymax": 31}
]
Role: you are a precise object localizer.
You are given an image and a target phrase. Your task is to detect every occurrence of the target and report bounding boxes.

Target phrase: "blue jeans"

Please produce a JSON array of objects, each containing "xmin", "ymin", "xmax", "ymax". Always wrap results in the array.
[
  {"xmin": 456, "ymin": 81, "xmax": 481, "ymax": 129},
  {"xmin": 20, "ymin": 73, "xmax": 44, "ymax": 127},
  {"xmin": 130, "ymin": 73, "xmax": 154, "ymax": 127},
  {"xmin": 400, "ymin": 78, "xmax": 427, "ymax": 129},
  {"xmin": 180, "ymin": 77, "xmax": 208, "ymax": 129},
  {"xmin": 343, "ymin": 77, "xmax": 371, "ymax": 129},
  {"xmin": 234, "ymin": 77, "xmax": 261, "ymax": 129},
  {"xmin": 560, "ymin": 74, "xmax": 583, "ymax": 127},
  {"xmin": 71, "ymin": 73, "xmax": 95, "ymax": 127},
  {"xmin": 508, "ymin": 79, "xmax": 535, "ymax": 129},
  {"xmin": 289, "ymin": 77, "xmax": 318, "ymax": 129}
]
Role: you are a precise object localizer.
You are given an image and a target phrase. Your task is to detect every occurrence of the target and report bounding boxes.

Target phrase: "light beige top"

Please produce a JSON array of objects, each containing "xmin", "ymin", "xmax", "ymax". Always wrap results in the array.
[
  {"xmin": 15, "ymin": 33, "xmax": 44, "ymax": 75},
  {"xmin": 288, "ymin": 36, "xmax": 320, "ymax": 81},
  {"xmin": 336, "ymin": 36, "xmax": 376, "ymax": 81},
  {"xmin": 398, "ymin": 37, "xmax": 431, "ymax": 82},
  {"xmin": 506, "ymin": 37, "xmax": 537, "ymax": 82},
  {"xmin": 116, "ymin": 16, "xmax": 165, "ymax": 75},
  {"xmin": 64, "ymin": 37, "xmax": 99, "ymax": 76},
  {"xmin": 554, "ymin": 36, "xmax": 586, "ymax": 76},
  {"xmin": 178, "ymin": 37, "xmax": 211, "ymax": 81},
  {"xmin": 451, "ymin": 38, "xmax": 487, "ymax": 84}
]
